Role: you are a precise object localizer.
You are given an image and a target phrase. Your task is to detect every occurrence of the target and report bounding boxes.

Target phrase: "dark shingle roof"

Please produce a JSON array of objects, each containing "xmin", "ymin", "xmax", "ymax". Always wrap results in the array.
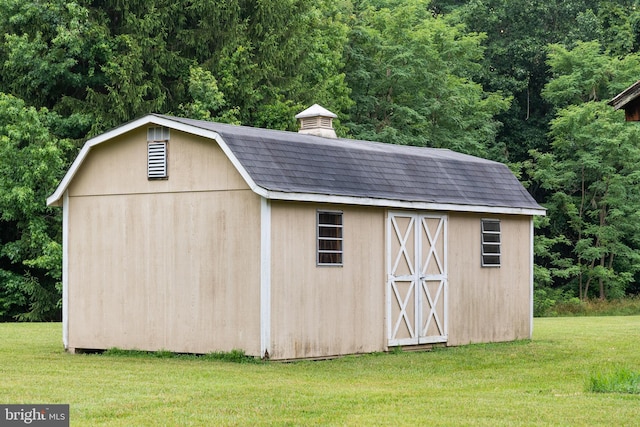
[{"xmin": 158, "ymin": 115, "xmax": 542, "ymax": 212}]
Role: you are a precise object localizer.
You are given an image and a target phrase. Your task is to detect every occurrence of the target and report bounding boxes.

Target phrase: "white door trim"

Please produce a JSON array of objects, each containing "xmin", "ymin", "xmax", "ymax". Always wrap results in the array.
[{"xmin": 387, "ymin": 211, "xmax": 448, "ymax": 347}]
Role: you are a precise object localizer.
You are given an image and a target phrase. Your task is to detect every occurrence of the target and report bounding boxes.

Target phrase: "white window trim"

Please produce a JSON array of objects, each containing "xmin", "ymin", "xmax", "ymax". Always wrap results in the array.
[
  {"xmin": 317, "ymin": 210, "xmax": 343, "ymax": 266},
  {"xmin": 481, "ymin": 218, "xmax": 501, "ymax": 267}
]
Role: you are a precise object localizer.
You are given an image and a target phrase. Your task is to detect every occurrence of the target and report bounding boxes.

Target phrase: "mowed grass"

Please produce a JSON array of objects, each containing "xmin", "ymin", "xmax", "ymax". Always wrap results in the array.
[{"xmin": 1, "ymin": 318, "xmax": 639, "ymax": 426}]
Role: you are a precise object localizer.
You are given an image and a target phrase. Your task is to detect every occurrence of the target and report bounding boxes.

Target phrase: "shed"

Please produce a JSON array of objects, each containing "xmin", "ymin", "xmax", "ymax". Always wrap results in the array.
[
  {"xmin": 47, "ymin": 109, "xmax": 545, "ymax": 360},
  {"xmin": 609, "ymin": 80, "xmax": 640, "ymax": 121}
]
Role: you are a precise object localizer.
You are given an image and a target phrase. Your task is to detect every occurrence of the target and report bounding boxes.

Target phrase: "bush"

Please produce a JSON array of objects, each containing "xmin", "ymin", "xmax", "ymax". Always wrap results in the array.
[
  {"xmin": 533, "ymin": 287, "xmax": 577, "ymax": 317},
  {"xmin": 535, "ymin": 294, "xmax": 640, "ymax": 317}
]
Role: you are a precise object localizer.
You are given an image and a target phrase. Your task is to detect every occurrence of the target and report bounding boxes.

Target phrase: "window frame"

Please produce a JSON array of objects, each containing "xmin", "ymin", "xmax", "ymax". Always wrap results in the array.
[
  {"xmin": 481, "ymin": 218, "xmax": 501, "ymax": 267},
  {"xmin": 317, "ymin": 210, "xmax": 344, "ymax": 266}
]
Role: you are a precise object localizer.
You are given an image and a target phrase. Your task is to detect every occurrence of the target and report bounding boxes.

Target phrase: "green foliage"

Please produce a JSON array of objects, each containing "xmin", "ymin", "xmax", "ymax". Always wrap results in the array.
[
  {"xmin": 533, "ymin": 286, "xmax": 579, "ymax": 317},
  {"xmin": 177, "ymin": 66, "xmax": 239, "ymax": 123},
  {"xmin": 528, "ymin": 39, "xmax": 640, "ymax": 301},
  {"xmin": 173, "ymin": 0, "xmax": 353, "ymax": 130},
  {"xmin": 0, "ymin": 0, "xmax": 352, "ymax": 134},
  {"xmin": 0, "ymin": 269, "xmax": 27, "ymax": 320},
  {"xmin": 588, "ymin": 366, "xmax": 640, "ymax": 394},
  {"xmin": 4, "ymin": 0, "xmax": 640, "ymax": 319},
  {"xmin": 343, "ymin": 0, "xmax": 510, "ymax": 156},
  {"xmin": 536, "ymin": 295, "xmax": 640, "ymax": 317},
  {"xmin": 531, "ymin": 215, "xmax": 576, "ymax": 293},
  {"xmin": 531, "ymin": 101, "xmax": 640, "ymax": 299},
  {"xmin": 0, "ymin": 0, "xmax": 109, "ymax": 110},
  {"xmin": 543, "ymin": 41, "xmax": 640, "ymax": 106},
  {"xmin": 450, "ymin": 0, "xmax": 640, "ymax": 164},
  {"xmin": 0, "ymin": 93, "xmax": 72, "ymax": 320},
  {"xmin": 450, "ymin": 0, "xmax": 592, "ymax": 162}
]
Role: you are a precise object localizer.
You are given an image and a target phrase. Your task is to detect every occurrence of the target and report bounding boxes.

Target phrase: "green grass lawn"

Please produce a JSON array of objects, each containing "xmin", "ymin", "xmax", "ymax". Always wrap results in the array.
[{"xmin": 1, "ymin": 318, "xmax": 639, "ymax": 426}]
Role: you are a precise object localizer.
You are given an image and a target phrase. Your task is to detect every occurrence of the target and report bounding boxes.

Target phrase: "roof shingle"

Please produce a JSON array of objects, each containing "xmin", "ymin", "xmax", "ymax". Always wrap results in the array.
[{"xmin": 158, "ymin": 115, "xmax": 542, "ymax": 212}]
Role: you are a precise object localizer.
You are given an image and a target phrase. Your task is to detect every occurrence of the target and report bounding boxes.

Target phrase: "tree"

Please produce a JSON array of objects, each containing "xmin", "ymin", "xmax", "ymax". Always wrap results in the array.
[
  {"xmin": 177, "ymin": 66, "xmax": 239, "ymax": 123},
  {"xmin": 446, "ymin": 0, "xmax": 598, "ymax": 163},
  {"xmin": 531, "ymin": 103, "xmax": 640, "ymax": 300},
  {"xmin": 0, "ymin": 93, "xmax": 73, "ymax": 320},
  {"xmin": 0, "ymin": 0, "xmax": 354, "ymax": 320},
  {"xmin": 0, "ymin": 0, "xmax": 353, "ymax": 135},
  {"xmin": 545, "ymin": 41, "xmax": 640, "ymax": 104},
  {"xmin": 445, "ymin": 0, "xmax": 640, "ymax": 164},
  {"xmin": 343, "ymin": 0, "xmax": 509, "ymax": 157},
  {"xmin": 530, "ymin": 42, "xmax": 640, "ymax": 300},
  {"xmin": 169, "ymin": 0, "xmax": 352, "ymax": 130},
  {"xmin": 0, "ymin": 0, "xmax": 105, "ymax": 138}
]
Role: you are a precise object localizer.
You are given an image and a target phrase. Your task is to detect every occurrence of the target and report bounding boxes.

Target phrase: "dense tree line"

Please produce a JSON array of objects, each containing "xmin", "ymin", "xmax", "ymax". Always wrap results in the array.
[{"xmin": 2, "ymin": 0, "xmax": 640, "ymax": 320}]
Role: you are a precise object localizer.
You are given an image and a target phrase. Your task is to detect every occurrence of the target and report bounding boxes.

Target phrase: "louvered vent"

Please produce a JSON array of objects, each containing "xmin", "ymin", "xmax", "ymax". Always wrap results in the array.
[
  {"xmin": 300, "ymin": 117, "xmax": 318, "ymax": 130},
  {"xmin": 147, "ymin": 142, "xmax": 167, "ymax": 178},
  {"xmin": 319, "ymin": 117, "xmax": 332, "ymax": 128},
  {"xmin": 147, "ymin": 127, "xmax": 169, "ymax": 179}
]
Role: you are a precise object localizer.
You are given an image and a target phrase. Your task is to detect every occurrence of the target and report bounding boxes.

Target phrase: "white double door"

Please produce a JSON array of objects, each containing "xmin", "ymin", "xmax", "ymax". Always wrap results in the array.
[{"xmin": 387, "ymin": 212, "xmax": 448, "ymax": 346}]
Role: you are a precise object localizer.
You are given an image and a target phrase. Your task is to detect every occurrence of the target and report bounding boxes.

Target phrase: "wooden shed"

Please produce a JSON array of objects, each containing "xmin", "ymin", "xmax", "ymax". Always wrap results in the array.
[
  {"xmin": 609, "ymin": 80, "xmax": 640, "ymax": 121},
  {"xmin": 47, "ymin": 108, "xmax": 545, "ymax": 360}
]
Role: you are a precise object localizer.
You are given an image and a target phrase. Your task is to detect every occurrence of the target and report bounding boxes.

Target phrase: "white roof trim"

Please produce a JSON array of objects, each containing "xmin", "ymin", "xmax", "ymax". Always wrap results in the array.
[
  {"xmin": 47, "ymin": 114, "xmax": 545, "ymax": 216},
  {"xmin": 47, "ymin": 115, "xmax": 261, "ymax": 206},
  {"xmin": 260, "ymin": 190, "xmax": 545, "ymax": 216}
]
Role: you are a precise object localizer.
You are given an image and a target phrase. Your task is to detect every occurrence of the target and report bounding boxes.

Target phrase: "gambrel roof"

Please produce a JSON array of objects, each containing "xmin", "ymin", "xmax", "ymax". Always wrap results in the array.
[{"xmin": 47, "ymin": 114, "xmax": 545, "ymax": 215}]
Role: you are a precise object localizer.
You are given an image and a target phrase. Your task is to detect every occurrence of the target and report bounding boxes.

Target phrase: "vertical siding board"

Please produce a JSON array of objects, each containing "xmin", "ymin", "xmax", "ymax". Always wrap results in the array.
[
  {"xmin": 270, "ymin": 202, "xmax": 385, "ymax": 360},
  {"xmin": 447, "ymin": 213, "xmax": 532, "ymax": 346}
]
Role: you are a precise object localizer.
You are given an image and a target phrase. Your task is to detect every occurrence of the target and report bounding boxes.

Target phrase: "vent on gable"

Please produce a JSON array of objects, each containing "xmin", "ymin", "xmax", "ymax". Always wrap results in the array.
[
  {"xmin": 147, "ymin": 127, "xmax": 169, "ymax": 179},
  {"xmin": 295, "ymin": 104, "xmax": 338, "ymax": 138}
]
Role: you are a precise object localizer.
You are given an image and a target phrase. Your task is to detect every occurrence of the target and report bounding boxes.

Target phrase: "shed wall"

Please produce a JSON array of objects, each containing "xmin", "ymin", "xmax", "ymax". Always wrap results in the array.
[
  {"xmin": 447, "ymin": 213, "xmax": 532, "ymax": 345},
  {"xmin": 66, "ymin": 129, "xmax": 262, "ymax": 355},
  {"xmin": 269, "ymin": 202, "xmax": 386, "ymax": 360},
  {"xmin": 69, "ymin": 128, "xmax": 248, "ymax": 197}
]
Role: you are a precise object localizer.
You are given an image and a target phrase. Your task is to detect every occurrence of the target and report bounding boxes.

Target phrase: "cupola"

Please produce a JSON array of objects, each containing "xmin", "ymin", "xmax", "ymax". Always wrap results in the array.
[{"xmin": 295, "ymin": 104, "xmax": 337, "ymax": 138}]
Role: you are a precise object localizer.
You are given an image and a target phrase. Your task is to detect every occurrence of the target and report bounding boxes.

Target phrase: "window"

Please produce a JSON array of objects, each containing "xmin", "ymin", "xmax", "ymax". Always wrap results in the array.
[
  {"xmin": 481, "ymin": 219, "xmax": 501, "ymax": 267},
  {"xmin": 317, "ymin": 211, "xmax": 343, "ymax": 266},
  {"xmin": 147, "ymin": 127, "xmax": 169, "ymax": 179}
]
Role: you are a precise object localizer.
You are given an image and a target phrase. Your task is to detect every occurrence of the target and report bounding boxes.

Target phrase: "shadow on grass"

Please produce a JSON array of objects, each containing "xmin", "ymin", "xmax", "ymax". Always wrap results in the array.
[{"xmin": 100, "ymin": 347, "xmax": 263, "ymax": 364}]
